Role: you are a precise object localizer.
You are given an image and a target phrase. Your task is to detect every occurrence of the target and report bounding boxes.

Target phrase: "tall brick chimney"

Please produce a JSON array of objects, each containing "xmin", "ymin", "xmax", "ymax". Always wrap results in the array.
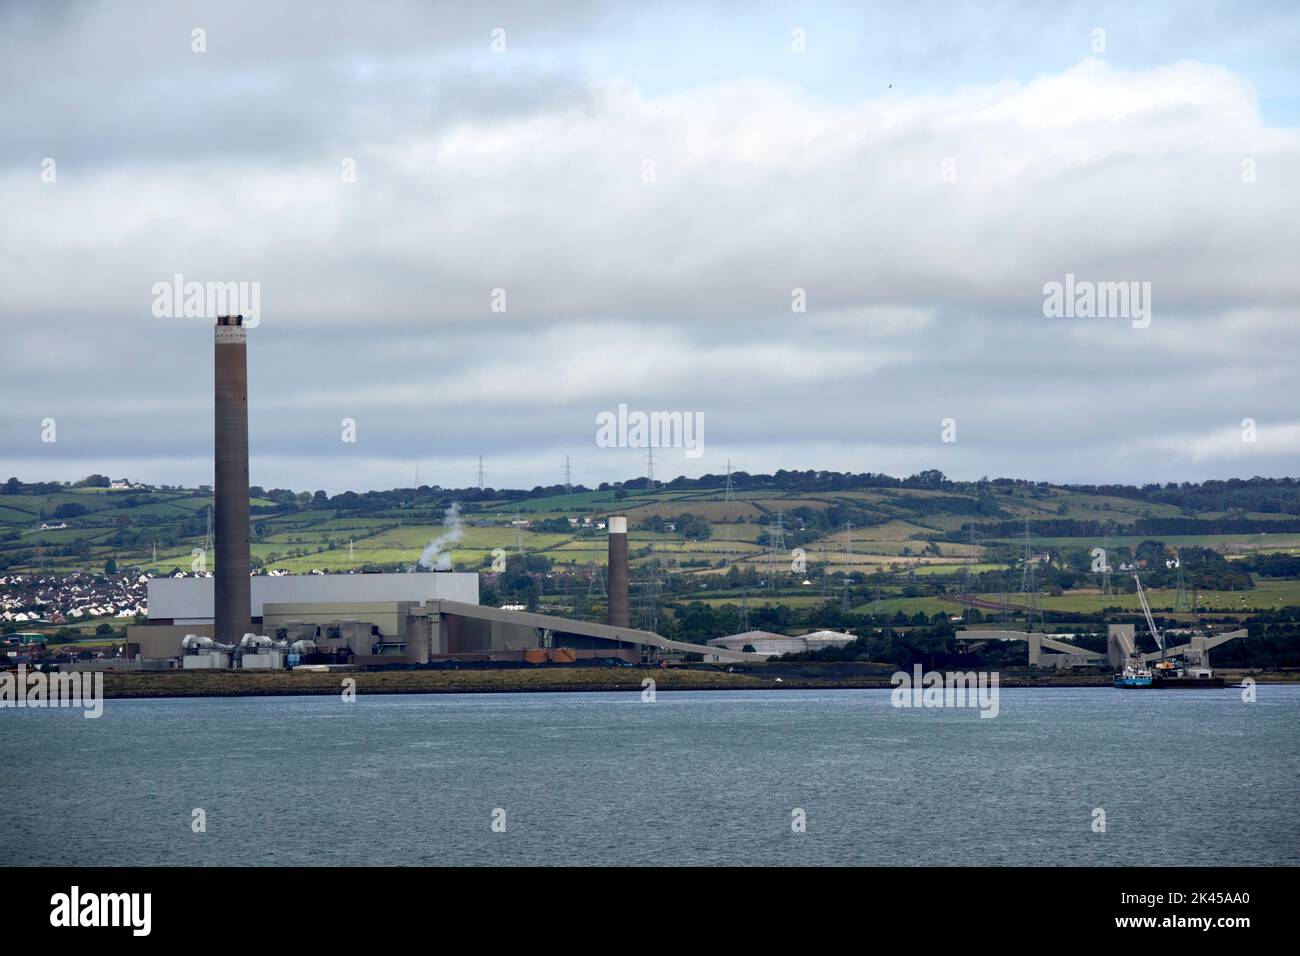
[
  {"xmin": 213, "ymin": 315, "xmax": 251, "ymax": 642},
  {"xmin": 607, "ymin": 514, "xmax": 629, "ymax": 628}
]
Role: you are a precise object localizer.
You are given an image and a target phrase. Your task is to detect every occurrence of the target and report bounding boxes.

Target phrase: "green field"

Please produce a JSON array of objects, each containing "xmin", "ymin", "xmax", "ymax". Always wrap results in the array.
[
  {"xmin": 833, "ymin": 578, "xmax": 1300, "ymax": 620},
  {"xmin": 986, "ymin": 533, "xmax": 1300, "ymax": 553},
  {"xmin": 5, "ymin": 479, "xmax": 1300, "ymax": 628}
]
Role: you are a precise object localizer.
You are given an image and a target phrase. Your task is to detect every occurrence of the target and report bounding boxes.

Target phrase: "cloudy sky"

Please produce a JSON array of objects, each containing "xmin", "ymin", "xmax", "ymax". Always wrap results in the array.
[{"xmin": 2, "ymin": 0, "xmax": 1298, "ymax": 493}]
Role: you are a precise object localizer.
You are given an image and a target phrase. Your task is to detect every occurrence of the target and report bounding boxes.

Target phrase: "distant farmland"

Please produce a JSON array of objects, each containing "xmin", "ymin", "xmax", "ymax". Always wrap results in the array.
[{"xmin": 5, "ymin": 476, "xmax": 1300, "ymax": 620}]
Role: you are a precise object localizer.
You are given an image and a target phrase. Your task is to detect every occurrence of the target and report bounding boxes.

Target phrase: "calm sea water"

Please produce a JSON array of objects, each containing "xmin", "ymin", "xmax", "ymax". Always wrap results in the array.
[{"xmin": 3, "ymin": 686, "xmax": 1297, "ymax": 866}]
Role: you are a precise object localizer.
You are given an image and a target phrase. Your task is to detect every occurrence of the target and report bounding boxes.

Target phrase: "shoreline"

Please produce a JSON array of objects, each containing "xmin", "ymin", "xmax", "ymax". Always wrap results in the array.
[{"xmin": 88, "ymin": 667, "xmax": 1297, "ymax": 701}]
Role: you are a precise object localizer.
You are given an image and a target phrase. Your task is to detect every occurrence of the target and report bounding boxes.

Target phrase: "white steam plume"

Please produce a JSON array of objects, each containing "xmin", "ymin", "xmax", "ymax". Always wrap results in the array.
[{"xmin": 417, "ymin": 502, "xmax": 463, "ymax": 570}]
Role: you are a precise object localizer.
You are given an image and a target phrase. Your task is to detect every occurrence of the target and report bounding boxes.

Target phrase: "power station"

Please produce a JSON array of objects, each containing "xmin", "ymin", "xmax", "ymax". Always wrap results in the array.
[{"xmin": 123, "ymin": 316, "xmax": 759, "ymax": 667}]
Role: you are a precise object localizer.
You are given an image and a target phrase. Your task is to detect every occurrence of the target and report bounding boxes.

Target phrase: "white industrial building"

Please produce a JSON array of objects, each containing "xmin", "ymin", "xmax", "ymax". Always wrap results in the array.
[
  {"xmin": 707, "ymin": 628, "xmax": 857, "ymax": 657},
  {"xmin": 146, "ymin": 572, "xmax": 480, "ymax": 625},
  {"xmin": 802, "ymin": 629, "xmax": 859, "ymax": 650}
]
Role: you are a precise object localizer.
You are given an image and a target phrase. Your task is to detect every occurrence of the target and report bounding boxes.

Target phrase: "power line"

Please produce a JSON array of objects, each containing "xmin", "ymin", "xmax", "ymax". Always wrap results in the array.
[
  {"xmin": 642, "ymin": 545, "xmax": 660, "ymax": 632},
  {"xmin": 1173, "ymin": 548, "xmax": 1190, "ymax": 613},
  {"xmin": 512, "ymin": 510, "xmax": 525, "ymax": 555},
  {"xmin": 768, "ymin": 509, "xmax": 786, "ymax": 589},
  {"xmin": 842, "ymin": 520, "xmax": 853, "ymax": 612},
  {"xmin": 1020, "ymin": 519, "xmax": 1044, "ymax": 631},
  {"xmin": 1101, "ymin": 519, "xmax": 1115, "ymax": 597}
]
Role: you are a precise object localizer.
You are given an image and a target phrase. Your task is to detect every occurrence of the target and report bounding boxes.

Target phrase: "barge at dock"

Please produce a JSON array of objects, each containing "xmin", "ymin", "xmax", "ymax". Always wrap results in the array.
[{"xmin": 1114, "ymin": 574, "xmax": 1226, "ymax": 688}]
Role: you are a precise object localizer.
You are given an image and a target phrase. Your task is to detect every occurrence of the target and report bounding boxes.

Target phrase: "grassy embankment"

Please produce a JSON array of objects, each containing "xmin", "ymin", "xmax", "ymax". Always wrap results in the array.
[
  {"xmin": 101, "ymin": 666, "xmax": 773, "ymax": 699},
  {"xmin": 92, "ymin": 664, "xmax": 1299, "ymax": 699}
]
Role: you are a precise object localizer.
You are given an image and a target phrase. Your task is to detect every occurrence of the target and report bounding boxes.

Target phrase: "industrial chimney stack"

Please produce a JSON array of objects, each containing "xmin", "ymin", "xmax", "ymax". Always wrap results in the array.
[
  {"xmin": 214, "ymin": 315, "xmax": 252, "ymax": 642},
  {"xmin": 607, "ymin": 514, "xmax": 629, "ymax": 628}
]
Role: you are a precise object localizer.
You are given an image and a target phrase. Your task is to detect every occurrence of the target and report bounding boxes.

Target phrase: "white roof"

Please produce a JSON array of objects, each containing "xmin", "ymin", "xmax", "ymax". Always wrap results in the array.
[
  {"xmin": 148, "ymin": 572, "xmax": 481, "ymax": 620},
  {"xmin": 706, "ymin": 629, "xmax": 787, "ymax": 646}
]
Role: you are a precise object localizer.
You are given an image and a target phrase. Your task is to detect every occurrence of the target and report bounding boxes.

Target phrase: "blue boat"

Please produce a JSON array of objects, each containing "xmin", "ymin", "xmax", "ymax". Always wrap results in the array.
[{"xmin": 1114, "ymin": 661, "xmax": 1154, "ymax": 688}]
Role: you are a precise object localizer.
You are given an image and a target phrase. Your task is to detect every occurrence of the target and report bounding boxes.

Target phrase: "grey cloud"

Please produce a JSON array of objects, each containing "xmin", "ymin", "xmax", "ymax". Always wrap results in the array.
[{"xmin": 2, "ymin": 2, "xmax": 1299, "ymax": 492}]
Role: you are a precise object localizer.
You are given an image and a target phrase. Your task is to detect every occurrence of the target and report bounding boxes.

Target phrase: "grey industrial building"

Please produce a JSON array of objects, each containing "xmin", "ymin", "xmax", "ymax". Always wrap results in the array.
[
  {"xmin": 126, "ymin": 531, "xmax": 756, "ymax": 666},
  {"xmin": 954, "ymin": 625, "xmax": 1246, "ymax": 670},
  {"xmin": 128, "ymin": 588, "xmax": 754, "ymax": 667}
]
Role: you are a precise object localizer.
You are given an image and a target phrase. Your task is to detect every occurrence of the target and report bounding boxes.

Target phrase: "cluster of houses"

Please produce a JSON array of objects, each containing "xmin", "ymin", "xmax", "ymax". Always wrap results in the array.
[
  {"xmin": 1, "ymin": 568, "xmax": 347, "ymax": 630},
  {"xmin": 0, "ymin": 572, "xmax": 149, "ymax": 626}
]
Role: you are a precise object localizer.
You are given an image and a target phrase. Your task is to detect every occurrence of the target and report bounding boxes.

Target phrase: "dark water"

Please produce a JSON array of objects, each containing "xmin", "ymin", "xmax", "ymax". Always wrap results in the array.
[{"xmin": 3, "ymin": 686, "xmax": 1297, "ymax": 866}]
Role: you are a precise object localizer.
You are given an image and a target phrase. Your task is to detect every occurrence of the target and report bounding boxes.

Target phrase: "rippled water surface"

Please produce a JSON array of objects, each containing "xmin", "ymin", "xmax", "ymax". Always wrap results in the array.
[{"xmin": 4, "ymin": 686, "xmax": 1297, "ymax": 865}]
